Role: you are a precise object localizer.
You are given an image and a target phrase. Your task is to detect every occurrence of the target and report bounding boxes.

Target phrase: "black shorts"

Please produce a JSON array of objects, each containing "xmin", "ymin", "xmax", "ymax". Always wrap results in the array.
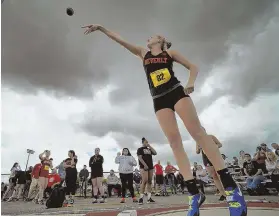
[
  {"xmin": 153, "ymin": 86, "xmax": 189, "ymax": 113},
  {"xmin": 91, "ymin": 171, "xmax": 103, "ymax": 179},
  {"xmin": 155, "ymin": 175, "xmax": 164, "ymax": 185},
  {"xmin": 202, "ymin": 152, "xmax": 213, "ymax": 167}
]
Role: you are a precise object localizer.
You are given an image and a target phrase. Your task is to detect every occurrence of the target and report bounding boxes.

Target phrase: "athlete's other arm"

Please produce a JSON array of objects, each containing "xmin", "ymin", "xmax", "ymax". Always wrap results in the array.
[
  {"xmin": 211, "ymin": 135, "xmax": 222, "ymax": 148},
  {"xmin": 168, "ymin": 50, "xmax": 198, "ymax": 86},
  {"xmin": 82, "ymin": 25, "xmax": 147, "ymax": 59}
]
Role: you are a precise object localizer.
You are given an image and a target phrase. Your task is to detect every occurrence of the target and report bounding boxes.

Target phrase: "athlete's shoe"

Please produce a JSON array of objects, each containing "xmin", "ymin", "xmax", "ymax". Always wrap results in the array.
[
  {"xmin": 120, "ymin": 198, "xmax": 125, "ymax": 203},
  {"xmin": 187, "ymin": 193, "xmax": 206, "ymax": 216},
  {"xmin": 92, "ymin": 198, "xmax": 98, "ymax": 204},
  {"xmin": 138, "ymin": 197, "xmax": 143, "ymax": 205},
  {"xmin": 225, "ymin": 187, "xmax": 247, "ymax": 216},
  {"xmin": 132, "ymin": 197, "xmax": 138, "ymax": 203}
]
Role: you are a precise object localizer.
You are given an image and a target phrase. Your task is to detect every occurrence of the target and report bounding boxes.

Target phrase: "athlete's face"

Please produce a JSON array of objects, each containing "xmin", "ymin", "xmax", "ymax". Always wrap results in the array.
[
  {"xmin": 147, "ymin": 35, "xmax": 161, "ymax": 49},
  {"xmin": 122, "ymin": 149, "xmax": 128, "ymax": 156}
]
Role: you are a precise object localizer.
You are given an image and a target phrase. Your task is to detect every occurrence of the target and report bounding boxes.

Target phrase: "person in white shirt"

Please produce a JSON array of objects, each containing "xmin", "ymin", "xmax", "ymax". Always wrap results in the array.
[
  {"xmin": 195, "ymin": 165, "xmax": 209, "ymax": 195},
  {"xmin": 115, "ymin": 148, "xmax": 137, "ymax": 203},
  {"xmin": 106, "ymin": 170, "xmax": 121, "ymax": 197},
  {"xmin": 2, "ymin": 163, "xmax": 21, "ymax": 201},
  {"xmin": 265, "ymin": 152, "xmax": 279, "ymax": 191}
]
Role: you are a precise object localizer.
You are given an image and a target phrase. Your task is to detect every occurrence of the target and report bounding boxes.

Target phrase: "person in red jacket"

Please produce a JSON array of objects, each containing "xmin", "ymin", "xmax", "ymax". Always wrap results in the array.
[
  {"xmin": 154, "ymin": 160, "xmax": 164, "ymax": 196},
  {"xmin": 27, "ymin": 163, "xmax": 42, "ymax": 202}
]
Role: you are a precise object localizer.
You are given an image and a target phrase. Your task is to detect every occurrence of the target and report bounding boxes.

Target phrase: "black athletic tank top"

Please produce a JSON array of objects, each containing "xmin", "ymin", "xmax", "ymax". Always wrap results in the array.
[{"xmin": 143, "ymin": 51, "xmax": 180, "ymax": 98}]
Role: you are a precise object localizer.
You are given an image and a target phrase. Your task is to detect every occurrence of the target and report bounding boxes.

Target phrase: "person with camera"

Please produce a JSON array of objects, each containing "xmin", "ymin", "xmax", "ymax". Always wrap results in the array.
[
  {"xmin": 253, "ymin": 144, "xmax": 268, "ymax": 174},
  {"xmin": 79, "ymin": 165, "xmax": 89, "ymax": 198}
]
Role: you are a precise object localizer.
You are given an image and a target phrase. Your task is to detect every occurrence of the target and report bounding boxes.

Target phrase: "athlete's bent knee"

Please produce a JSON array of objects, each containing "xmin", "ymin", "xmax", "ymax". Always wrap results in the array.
[{"xmin": 168, "ymin": 135, "xmax": 183, "ymax": 151}]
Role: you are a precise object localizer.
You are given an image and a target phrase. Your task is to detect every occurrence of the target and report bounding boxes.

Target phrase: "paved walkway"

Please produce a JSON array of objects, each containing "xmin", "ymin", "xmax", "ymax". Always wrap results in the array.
[{"xmin": 1, "ymin": 195, "xmax": 279, "ymax": 216}]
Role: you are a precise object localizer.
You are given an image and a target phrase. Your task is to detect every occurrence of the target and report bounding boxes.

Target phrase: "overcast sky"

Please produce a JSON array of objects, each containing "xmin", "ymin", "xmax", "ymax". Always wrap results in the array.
[{"xmin": 1, "ymin": 0, "xmax": 279, "ymax": 178}]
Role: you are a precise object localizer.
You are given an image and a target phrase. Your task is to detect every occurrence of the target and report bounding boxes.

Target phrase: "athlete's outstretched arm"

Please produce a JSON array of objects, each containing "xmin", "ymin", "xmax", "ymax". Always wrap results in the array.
[
  {"xmin": 168, "ymin": 50, "xmax": 198, "ymax": 86},
  {"xmin": 82, "ymin": 24, "xmax": 147, "ymax": 59}
]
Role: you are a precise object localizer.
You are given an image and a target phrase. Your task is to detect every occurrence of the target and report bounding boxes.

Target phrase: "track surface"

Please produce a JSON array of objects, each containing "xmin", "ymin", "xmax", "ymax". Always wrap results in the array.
[{"xmin": 1, "ymin": 195, "xmax": 279, "ymax": 216}]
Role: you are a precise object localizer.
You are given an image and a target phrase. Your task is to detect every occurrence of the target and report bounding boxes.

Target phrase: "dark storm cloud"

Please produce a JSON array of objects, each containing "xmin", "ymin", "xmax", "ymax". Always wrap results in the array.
[{"xmin": 2, "ymin": 0, "xmax": 279, "ymax": 146}]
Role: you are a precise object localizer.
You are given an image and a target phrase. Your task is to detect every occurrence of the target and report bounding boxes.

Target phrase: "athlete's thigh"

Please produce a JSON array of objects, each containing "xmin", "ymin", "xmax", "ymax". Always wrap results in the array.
[
  {"xmin": 174, "ymin": 97, "xmax": 203, "ymax": 138},
  {"xmin": 155, "ymin": 108, "xmax": 181, "ymax": 140}
]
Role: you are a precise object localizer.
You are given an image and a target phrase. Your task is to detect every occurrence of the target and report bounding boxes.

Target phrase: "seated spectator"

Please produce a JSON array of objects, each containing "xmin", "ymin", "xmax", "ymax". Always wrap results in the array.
[
  {"xmin": 254, "ymin": 145, "xmax": 268, "ymax": 174},
  {"xmin": 44, "ymin": 169, "xmax": 61, "ymax": 197},
  {"xmin": 232, "ymin": 157, "xmax": 239, "ymax": 167},
  {"xmin": 221, "ymin": 154, "xmax": 231, "ymax": 167},
  {"xmin": 7, "ymin": 170, "xmax": 26, "ymax": 202},
  {"xmin": 260, "ymin": 143, "xmax": 272, "ymax": 152},
  {"xmin": 265, "ymin": 152, "xmax": 279, "ymax": 191},
  {"xmin": 243, "ymin": 153, "xmax": 265, "ymax": 194},
  {"xmin": 106, "ymin": 170, "xmax": 121, "ymax": 197},
  {"xmin": 133, "ymin": 169, "xmax": 141, "ymax": 194},
  {"xmin": 271, "ymin": 143, "xmax": 279, "ymax": 157},
  {"xmin": 192, "ymin": 162, "xmax": 198, "ymax": 178},
  {"xmin": 238, "ymin": 150, "xmax": 246, "ymax": 175},
  {"xmin": 195, "ymin": 165, "xmax": 209, "ymax": 194}
]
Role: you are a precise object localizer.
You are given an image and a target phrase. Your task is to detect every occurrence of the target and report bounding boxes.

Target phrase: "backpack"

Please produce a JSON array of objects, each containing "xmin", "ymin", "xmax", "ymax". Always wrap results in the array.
[{"xmin": 46, "ymin": 185, "xmax": 65, "ymax": 209}]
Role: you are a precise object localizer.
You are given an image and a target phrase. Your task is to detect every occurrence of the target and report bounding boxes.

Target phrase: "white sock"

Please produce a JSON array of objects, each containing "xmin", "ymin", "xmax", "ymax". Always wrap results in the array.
[{"xmin": 147, "ymin": 192, "xmax": 151, "ymax": 200}]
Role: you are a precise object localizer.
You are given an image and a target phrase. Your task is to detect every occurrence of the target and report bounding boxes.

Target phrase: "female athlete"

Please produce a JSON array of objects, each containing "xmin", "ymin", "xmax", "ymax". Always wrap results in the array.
[{"xmin": 82, "ymin": 24, "xmax": 247, "ymax": 216}]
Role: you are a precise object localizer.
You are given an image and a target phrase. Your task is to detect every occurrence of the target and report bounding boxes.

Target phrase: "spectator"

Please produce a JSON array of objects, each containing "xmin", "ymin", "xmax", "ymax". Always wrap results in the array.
[
  {"xmin": 154, "ymin": 160, "xmax": 164, "ymax": 196},
  {"xmin": 221, "ymin": 154, "xmax": 231, "ymax": 167},
  {"xmin": 137, "ymin": 137, "xmax": 156, "ymax": 205},
  {"xmin": 79, "ymin": 165, "xmax": 89, "ymax": 198},
  {"xmin": 254, "ymin": 146, "xmax": 268, "ymax": 174},
  {"xmin": 192, "ymin": 162, "xmax": 198, "ymax": 178},
  {"xmin": 271, "ymin": 143, "xmax": 279, "ymax": 157},
  {"xmin": 165, "ymin": 162, "xmax": 178, "ymax": 194},
  {"xmin": 176, "ymin": 172, "xmax": 185, "ymax": 193},
  {"xmin": 195, "ymin": 165, "xmax": 209, "ymax": 195},
  {"xmin": 56, "ymin": 161, "xmax": 66, "ymax": 184},
  {"xmin": 107, "ymin": 170, "xmax": 121, "ymax": 197},
  {"xmin": 2, "ymin": 162, "xmax": 21, "ymax": 201},
  {"xmin": 23, "ymin": 166, "xmax": 33, "ymax": 199},
  {"xmin": 260, "ymin": 143, "xmax": 271, "ymax": 152},
  {"xmin": 133, "ymin": 169, "xmax": 141, "ymax": 194},
  {"xmin": 63, "ymin": 150, "xmax": 78, "ymax": 207},
  {"xmin": 115, "ymin": 148, "xmax": 137, "ymax": 203},
  {"xmin": 243, "ymin": 153, "xmax": 265, "ymax": 194},
  {"xmin": 45, "ymin": 168, "xmax": 61, "ymax": 197},
  {"xmin": 27, "ymin": 162, "xmax": 41, "ymax": 202},
  {"xmin": 265, "ymin": 152, "xmax": 279, "ymax": 191},
  {"xmin": 232, "ymin": 157, "xmax": 239, "ymax": 167},
  {"xmin": 7, "ymin": 170, "xmax": 26, "ymax": 202},
  {"xmin": 238, "ymin": 150, "xmax": 246, "ymax": 175},
  {"xmin": 89, "ymin": 148, "xmax": 105, "ymax": 203},
  {"xmin": 37, "ymin": 150, "xmax": 53, "ymax": 205}
]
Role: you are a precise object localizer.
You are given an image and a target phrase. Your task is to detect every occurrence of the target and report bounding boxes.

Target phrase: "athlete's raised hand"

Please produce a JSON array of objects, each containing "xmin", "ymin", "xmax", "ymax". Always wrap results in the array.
[
  {"xmin": 82, "ymin": 24, "xmax": 102, "ymax": 35},
  {"xmin": 184, "ymin": 82, "xmax": 195, "ymax": 95}
]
